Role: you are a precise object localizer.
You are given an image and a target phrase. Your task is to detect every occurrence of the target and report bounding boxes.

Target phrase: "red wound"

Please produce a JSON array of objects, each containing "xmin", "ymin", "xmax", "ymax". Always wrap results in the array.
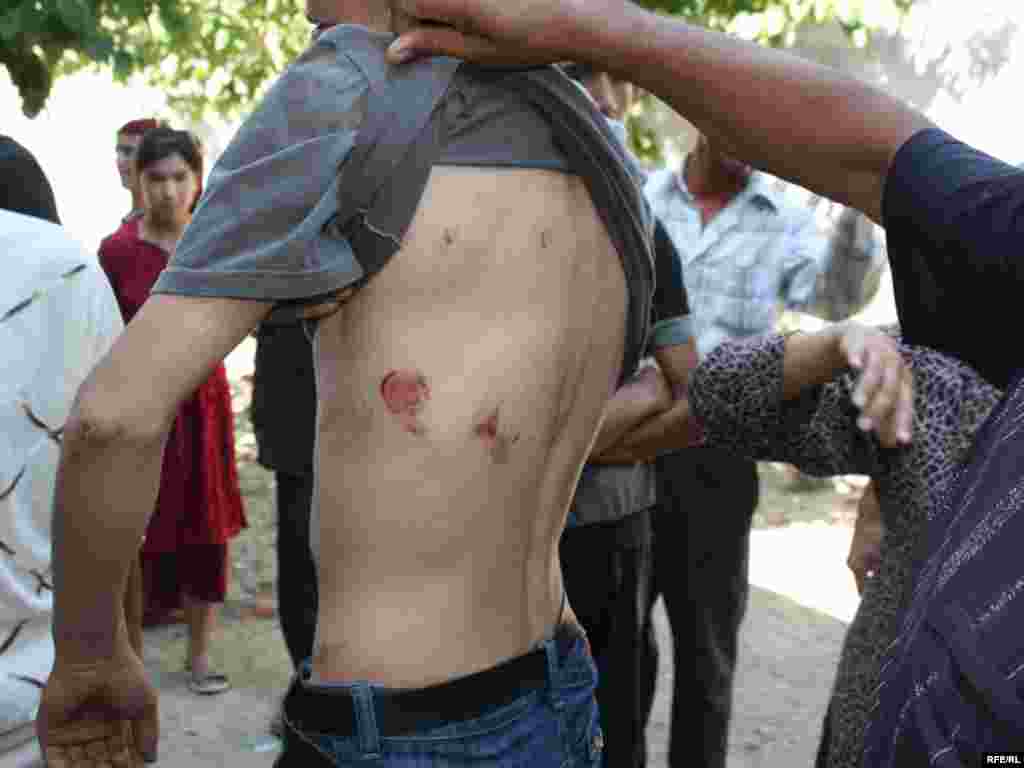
[
  {"xmin": 380, "ymin": 370, "xmax": 430, "ymax": 433},
  {"xmin": 474, "ymin": 409, "xmax": 500, "ymax": 440}
]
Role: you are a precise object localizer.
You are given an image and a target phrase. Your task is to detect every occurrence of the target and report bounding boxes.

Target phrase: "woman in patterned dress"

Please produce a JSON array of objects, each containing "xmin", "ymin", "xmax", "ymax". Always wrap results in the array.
[
  {"xmin": 98, "ymin": 127, "xmax": 246, "ymax": 696},
  {"xmin": 681, "ymin": 323, "xmax": 999, "ymax": 768}
]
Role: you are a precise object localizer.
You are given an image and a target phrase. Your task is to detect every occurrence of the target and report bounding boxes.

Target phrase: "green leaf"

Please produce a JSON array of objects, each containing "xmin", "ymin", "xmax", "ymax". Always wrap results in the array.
[{"xmin": 55, "ymin": 0, "xmax": 92, "ymax": 32}]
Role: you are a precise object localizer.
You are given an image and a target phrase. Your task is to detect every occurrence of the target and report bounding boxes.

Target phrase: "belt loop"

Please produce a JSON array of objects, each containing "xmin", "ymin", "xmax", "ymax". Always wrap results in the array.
[
  {"xmin": 543, "ymin": 635, "xmax": 563, "ymax": 708},
  {"xmin": 351, "ymin": 683, "xmax": 382, "ymax": 756}
]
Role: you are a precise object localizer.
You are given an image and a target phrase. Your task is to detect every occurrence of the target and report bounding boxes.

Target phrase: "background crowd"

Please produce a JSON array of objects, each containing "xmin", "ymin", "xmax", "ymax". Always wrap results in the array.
[{"xmin": 6, "ymin": 1, "xmax": 1023, "ymax": 763}]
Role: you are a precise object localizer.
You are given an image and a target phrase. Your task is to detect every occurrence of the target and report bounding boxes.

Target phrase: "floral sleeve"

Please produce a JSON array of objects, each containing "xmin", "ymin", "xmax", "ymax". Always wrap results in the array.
[
  {"xmin": 689, "ymin": 333, "xmax": 1002, "ymax": 488},
  {"xmin": 688, "ymin": 333, "xmax": 883, "ymax": 477}
]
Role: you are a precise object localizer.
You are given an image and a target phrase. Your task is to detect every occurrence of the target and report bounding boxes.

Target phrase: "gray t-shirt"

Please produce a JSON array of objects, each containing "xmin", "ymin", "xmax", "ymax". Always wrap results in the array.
[{"xmin": 153, "ymin": 25, "xmax": 572, "ymax": 311}]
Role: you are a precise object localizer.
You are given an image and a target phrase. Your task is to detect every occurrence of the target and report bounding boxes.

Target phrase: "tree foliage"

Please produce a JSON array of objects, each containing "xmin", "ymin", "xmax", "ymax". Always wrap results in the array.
[
  {"xmin": 1, "ymin": 0, "xmax": 310, "ymax": 119},
  {"xmin": 2, "ymin": 0, "xmax": 911, "ymax": 119}
]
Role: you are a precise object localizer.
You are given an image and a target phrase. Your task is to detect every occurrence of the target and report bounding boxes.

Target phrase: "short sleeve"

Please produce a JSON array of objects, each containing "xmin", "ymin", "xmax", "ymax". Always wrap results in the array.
[
  {"xmin": 882, "ymin": 128, "xmax": 1024, "ymax": 389},
  {"xmin": 648, "ymin": 217, "xmax": 693, "ymax": 349},
  {"xmin": 152, "ymin": 38, "xmax": 370, "ymax": 308}
]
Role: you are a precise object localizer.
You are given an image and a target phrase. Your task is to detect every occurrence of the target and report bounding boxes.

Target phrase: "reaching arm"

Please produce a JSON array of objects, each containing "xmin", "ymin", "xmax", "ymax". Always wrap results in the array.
[
  {"xmin": 388, "ymin": 0, "xmax": 933, "ymax": 223},
  {"xmin": 51, "ymin": 294, "xmax": 271, "ymax": 664},
  {"xmin": 687, "ymin": 324, "xmax": 912, "ymax": 478}
]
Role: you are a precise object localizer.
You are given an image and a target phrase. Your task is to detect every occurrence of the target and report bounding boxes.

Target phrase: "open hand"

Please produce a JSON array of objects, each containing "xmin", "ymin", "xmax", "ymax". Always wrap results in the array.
[
  {"xmin": 38, "ymin": 645, "xmax": 158, "ymax": 766},
  {"xmin": 837, "ymin": 324, "xmax": 913, "ymax": 447}
]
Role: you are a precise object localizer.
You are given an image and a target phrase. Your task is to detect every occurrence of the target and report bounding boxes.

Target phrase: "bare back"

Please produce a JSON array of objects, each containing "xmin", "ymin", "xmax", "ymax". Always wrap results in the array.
[{"xmin": 312, "ymin": 166, "xmax": 626, "ymax": 687}]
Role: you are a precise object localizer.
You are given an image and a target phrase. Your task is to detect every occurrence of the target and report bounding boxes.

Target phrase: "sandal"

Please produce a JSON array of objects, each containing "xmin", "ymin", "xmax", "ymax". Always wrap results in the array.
[{"xmin": 188, "ymin": 670, "xmax": 231, "ymax": 696}]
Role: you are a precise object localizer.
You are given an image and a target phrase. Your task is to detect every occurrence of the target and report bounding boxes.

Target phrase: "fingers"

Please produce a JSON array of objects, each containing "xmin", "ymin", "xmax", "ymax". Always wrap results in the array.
[
  {"xmin": 847, "ymin": 331, "xmax": 913, "ymax": 447},
  {"xmin": 43, "ymin": 719, "xmax": 141, "ymax": 768},
  {"xmin": 389, "ymin": 26, "xmax": 533, "ymax": 66}
]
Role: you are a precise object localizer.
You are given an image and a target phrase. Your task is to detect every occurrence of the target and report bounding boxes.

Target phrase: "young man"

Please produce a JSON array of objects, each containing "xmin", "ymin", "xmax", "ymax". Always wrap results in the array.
[
  {"xmin": 114, "ymin": 119, "xmax": 162, "ymax": 223},
  {"xmin": 36, "ymin": 2, "xmax": 681, "ymax": 767},
  {"xmin": 386, "ymin": 0, "xmax": 1024, "ymax": 763}
]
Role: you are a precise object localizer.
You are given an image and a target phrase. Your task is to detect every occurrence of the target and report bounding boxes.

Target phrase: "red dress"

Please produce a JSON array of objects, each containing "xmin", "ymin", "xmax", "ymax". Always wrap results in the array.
[{"xmin": 99, "ymin": 219, "xmax": 246, "ymax": 608}]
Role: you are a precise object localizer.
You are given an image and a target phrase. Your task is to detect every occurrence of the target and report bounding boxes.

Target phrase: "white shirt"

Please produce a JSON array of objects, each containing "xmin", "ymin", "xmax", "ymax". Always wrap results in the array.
[
  {"xmin": 645, "ymin": 164, "xmax": 828, "ymax": 357},
  {"xmin": 0, "ymin": 210, "xmax": 123, "ymax": 733}
]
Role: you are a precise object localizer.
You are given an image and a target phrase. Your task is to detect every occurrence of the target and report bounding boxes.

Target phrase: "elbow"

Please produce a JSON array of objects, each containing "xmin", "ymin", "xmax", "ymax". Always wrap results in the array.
[{"xmin": 64, "ymin": 379, "xmax": 171, "ymax": 455}]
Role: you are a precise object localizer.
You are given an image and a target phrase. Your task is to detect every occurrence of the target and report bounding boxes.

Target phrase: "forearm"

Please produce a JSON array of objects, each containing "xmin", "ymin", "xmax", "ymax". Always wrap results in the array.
[
  {"xmin": 577, "ymin": 6, "xmax": 931, "ymax": 221},
  {"xmin": 592, "ymin": 397, "xmax": 700, "ymax": 464},
  {"xmin": 592, "ymin": 373, "xmax": 671, "ymax": 455},
  {"xmin": 52, "ymin": 417, "xmax": 166, "ymax": 663},
  {"xmin": 782, "ymin": 327, "xmax": 848, "ymax": 399}
]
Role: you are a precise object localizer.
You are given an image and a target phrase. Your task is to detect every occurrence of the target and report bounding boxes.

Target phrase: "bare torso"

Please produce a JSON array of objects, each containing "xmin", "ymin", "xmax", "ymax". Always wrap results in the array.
[{"xmin": 311, "ymin": 166, "xmax": 627, "ymax": 687}]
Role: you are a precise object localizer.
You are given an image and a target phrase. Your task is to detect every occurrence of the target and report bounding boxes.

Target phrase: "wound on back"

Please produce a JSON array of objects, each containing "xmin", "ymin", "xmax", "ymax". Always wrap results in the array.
[
  {"xmin": 474, "ymin": 406, "xmax": 520, "ymax": 464},
  {"xmin": 381, "ymin": 370, "xmax": 431, "ymax": 435}
]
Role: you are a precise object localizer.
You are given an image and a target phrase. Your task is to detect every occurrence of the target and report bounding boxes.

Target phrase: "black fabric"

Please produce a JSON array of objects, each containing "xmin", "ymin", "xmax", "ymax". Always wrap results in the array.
[
  {"xmin": 0, "ymin": 136, "xmax": 59, "ymax": 224},
  {"xmin": 251, "ymin": 322, "xmax": 317, "ymax": 477},
  {"xmin": 274, "ymin": 471, "xmax": 318, "ymax": 668},
  {"xmin": 333, "ymin": 53, "xmax": 655, "ymax": 386},
  {"xmin": 251, "ymin": 323, "xmax": 318, "ymax": 668},
  {"xmin": 814, "ymin": 702, "xmax": 833, "ymax": 768},
  {"xmin": 279, "ymin": 629, "xmax": 574, "ymax": 740},
  {"xmin": 560, "ymin": 510, "xmax": 654, "ymax": 768},
  {"xmin": 642, "ymin": 446, "xmax": 759, "ymax": 768},
  {"xmin": 882, "ymin": 127, "xmax": 1024, "ymax": 390},
  {"xmin": 652, "ymin": 218, "xmax": 690, "ymax": 324}
]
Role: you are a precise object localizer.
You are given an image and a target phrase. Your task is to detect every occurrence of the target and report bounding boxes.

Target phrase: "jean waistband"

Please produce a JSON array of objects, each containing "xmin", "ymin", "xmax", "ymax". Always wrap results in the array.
[{"xmin": 283, "ymin": 622, "xmax": 583, "ymax": 739}]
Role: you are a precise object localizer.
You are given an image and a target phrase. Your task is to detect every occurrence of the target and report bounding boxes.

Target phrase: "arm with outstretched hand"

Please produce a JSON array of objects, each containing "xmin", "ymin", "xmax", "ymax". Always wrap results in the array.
[{"xmin": 387, "ymin": 0, "xmax": 932, "ymax": 224}]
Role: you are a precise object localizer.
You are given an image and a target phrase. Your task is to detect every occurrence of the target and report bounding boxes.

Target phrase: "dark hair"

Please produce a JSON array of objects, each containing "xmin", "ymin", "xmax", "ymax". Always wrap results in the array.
[
  {"xmin": 135, "ymin": 127, "xmax": 204, "ymax": 211},
  {"xmin": 0, "ymin": 135, "xmax": 60, "ymax": 224},
  {"xmin": 119, "ymin": 118, "xmax": 163, "ymax": 137}
]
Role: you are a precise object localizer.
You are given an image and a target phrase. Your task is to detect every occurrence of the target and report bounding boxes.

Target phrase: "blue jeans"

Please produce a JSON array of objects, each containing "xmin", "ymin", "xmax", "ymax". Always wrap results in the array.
[{"xmin": 275, "ymin": 623, "xmax": 603, "ymax": 767}]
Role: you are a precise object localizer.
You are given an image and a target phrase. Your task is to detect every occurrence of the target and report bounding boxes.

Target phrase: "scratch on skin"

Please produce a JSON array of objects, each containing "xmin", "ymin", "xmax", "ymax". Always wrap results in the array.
[
  {"xmin": 21, "ymin": 402, "xmax": 63, "ymax": 444},
  {"xmin": 380, "ymin": 370, "xmax": 431, "ymax": 435},
  {"xmin": 541, "ymin": 230, "xmax": 552, "ymax": 249},
  {"xmin": 474, "ymin": 406, "xmax": 521, "ymax": 464},
  {"xmin": 0, "ymin": 466, "xmax": 26, "ymax": 502}
]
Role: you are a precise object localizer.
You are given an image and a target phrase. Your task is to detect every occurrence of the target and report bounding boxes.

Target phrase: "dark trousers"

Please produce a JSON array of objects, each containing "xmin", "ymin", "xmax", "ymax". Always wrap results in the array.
[
  {"xmin": 275, "ymin": 471, "xmax": 318, "ymax": 669},
  {"xmin": 560, "ymin": 509, "xmax": 654, "ymax": 768},
  {"xmin": 643, "ymin": 446, "xmax": 759, "ymax": 768}
]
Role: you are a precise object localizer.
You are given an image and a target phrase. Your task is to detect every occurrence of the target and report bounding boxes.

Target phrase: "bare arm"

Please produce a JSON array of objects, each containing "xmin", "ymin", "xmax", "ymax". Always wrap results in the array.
[
  {"xmin": 782, "ymin": 324, "xmax": 912, "ymax": 445},
  {"xmin": 591, "ymin": 365, "xmax": 673, "ymax": 455},
  {"xmin": 590, "ymin": 337, "xmax": 700, "ymax": 464},
  {"xmin": 52, "ymin": 294, "xmax": 271, "ymax": 663},
  {"xmin": 389, "ymin": 0, "xmax": 933, "ymax": 222}
]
